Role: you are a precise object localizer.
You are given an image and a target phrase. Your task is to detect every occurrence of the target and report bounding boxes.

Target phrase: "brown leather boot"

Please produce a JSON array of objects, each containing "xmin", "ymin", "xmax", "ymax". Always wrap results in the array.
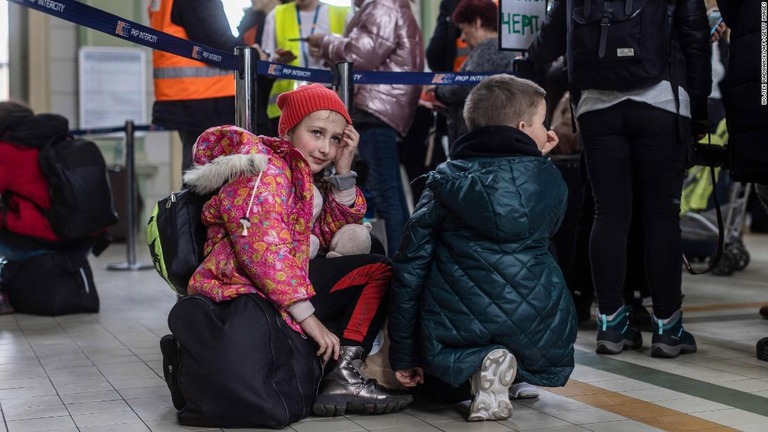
[{"xmin": 313, "ymin": 346, "xmax": 413, "ymax": 416}]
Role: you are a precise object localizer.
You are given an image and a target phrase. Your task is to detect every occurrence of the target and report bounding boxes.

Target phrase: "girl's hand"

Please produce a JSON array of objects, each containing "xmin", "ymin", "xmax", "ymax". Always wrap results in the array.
[
  {"xmin": 335, "ymin": 124, "xmax": 359, "ymax": 175},
  {"xmin": 299, "ymin": 314, "xmax": 340, "ymax": 363},
  {"xmin": 395, "ymin": 368, "xmax": 424, "ymax": 387}
]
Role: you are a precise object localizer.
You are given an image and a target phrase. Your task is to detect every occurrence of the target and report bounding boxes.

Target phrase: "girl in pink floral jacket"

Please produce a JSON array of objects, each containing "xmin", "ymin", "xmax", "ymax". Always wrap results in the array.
[{"xmin": 184, "ymin": 84, "xmax": 412, "ymax": 416}]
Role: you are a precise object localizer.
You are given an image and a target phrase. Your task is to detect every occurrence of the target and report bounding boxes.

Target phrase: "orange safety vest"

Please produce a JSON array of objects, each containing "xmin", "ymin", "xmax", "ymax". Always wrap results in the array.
[
  {"xmin": 454, "ymin": 39, "xmax": 470, "ymax": 71},
  {"xmin": 149, "ymin": 0, "xmax": 235, "ymax": 101}
]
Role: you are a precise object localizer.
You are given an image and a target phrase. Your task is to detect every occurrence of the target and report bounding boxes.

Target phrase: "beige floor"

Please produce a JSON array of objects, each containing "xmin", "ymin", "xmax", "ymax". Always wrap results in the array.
[{"xmin": 1, "ymin": 232, "xmax": 768, "ymax": 432}]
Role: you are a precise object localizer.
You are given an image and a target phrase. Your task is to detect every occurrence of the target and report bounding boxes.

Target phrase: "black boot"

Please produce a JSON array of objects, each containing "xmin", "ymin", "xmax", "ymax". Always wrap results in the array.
[{"xmin": 313, "ymin": 346, "xmax": 413, "ymax": 416}]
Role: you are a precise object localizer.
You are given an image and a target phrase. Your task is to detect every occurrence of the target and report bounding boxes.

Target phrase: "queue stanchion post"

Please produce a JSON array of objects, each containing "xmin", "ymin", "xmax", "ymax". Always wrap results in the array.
[
  {"xmin": 333, "ymin": 62, "xmax": 354, "ymax": 113},
  {"xmin": 235, "ymin": 46, "xmax": 257, "ymax": 133},
  {"xmin": 107, "ymin": 120, "xmax": 153, "ymax": 271}
]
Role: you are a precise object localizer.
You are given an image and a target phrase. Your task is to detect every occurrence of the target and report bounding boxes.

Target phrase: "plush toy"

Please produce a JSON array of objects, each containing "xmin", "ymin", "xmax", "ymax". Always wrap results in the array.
[{"xmin": 326, "ymin": 223, "xmax": 373, "ymax": 258}]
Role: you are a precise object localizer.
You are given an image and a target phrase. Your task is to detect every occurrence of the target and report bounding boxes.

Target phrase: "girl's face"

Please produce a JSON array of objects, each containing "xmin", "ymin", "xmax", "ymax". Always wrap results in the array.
[{"xmin": 286, "ymin": 110, "xmax": 347, "ymax": 174}]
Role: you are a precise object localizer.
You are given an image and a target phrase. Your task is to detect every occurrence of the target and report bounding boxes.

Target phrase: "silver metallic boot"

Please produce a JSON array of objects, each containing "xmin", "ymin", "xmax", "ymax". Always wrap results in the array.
[{"xmin": 313, "ymin": 346, "xmax": 413, "ymax": 416}]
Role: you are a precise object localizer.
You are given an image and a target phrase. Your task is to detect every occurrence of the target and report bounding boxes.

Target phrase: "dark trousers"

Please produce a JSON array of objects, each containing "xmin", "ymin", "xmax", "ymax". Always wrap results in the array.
[
  {"xmin": 309, "ymin": 254, "xmax": 391, "ymax": 352},
  {"xmin": 178, "ymin": 129, "xmax": 206, "ymax": 174},
  {"xmin": 357, "ymin": 124, "xmax": 410, "ymax": 257},
  {"xmin": 579, "ymin": 101, "xmax": 687, "ymax": 319}
]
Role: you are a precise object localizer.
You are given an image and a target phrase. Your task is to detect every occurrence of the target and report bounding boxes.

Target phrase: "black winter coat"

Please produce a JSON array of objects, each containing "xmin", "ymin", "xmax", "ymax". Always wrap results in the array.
[
  {"xmin": 528, "ymin": 0, "xmax": 711, "ymax": 127},
  {"xmin": 718, "ymin": 0, "xmax": 768, "ymax": 184}
]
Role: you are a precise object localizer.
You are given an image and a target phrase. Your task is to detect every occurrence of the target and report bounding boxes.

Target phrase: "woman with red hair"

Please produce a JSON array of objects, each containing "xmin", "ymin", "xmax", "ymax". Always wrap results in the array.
[{"xmin": 434, "ymin": 0, "xmax": 516, "ymax": 145}]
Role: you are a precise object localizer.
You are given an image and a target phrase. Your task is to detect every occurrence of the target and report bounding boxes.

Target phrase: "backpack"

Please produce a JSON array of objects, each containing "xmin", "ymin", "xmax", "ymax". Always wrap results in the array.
[
  {"xmin": 38, "ymin": 136, "xmax": 118, "ymax": 239},
  {"xmin": 146, "ymin": 189, "xmax": 213, "ymax": 296},
  {"xmin": 567, "ymin": 0, "xmax": 674, "ymax": 91},
  {"xmin": 161, "ymin": 294, "xmax": 322, "ymax": 428}
]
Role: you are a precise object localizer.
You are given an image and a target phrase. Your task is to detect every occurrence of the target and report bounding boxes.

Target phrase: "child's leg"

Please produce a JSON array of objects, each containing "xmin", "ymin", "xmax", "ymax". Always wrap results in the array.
[
  {"xmin": 308, "ymin": 255, "xmax": 391, "ymax": 352},
  {"xmin": 308, "ymin": 254, "xmax": 412, "ymax": 417}
]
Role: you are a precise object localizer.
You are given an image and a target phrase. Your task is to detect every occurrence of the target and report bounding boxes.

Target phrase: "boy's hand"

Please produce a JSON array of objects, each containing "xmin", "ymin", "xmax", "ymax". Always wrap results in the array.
[
  {"xmin": 540, "ymin": 130, "xmax": 559, "ymax": 155},
  {"xmin": 335, "ymin": 124, "xmax": 359, "ymax": 175},
  {"xmin": 395, "ymin": 368, "xmax": 424, "ymax": 388},
  {"xmin": 299, "ymin": 314, "xmax": 340, "ymax": 363}
]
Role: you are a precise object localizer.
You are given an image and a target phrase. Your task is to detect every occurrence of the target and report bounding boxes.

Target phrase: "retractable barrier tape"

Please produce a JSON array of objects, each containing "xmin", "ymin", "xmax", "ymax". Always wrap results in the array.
[
  {"xmin": 10, "ymin": 0, "xmax": 509, "ymax": 86},
  {"xmin": 70, "ymin": 125, "xmax": 165, "ymax": 136},
  {"xmin": 256, "ymin": 61, "xmax": 501, "ymax": 86},
  {"xmin": 8, "ymin": 0, "xmax": 239, "ymax": 70}
]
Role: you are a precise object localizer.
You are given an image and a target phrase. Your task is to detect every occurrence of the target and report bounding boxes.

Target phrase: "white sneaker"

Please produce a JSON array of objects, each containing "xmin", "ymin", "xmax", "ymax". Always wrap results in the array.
[
  {"xmin": 509, "ymin": 382, "xmax": 539, "ymax": 399},
  {"xmin": 468, "ymin": 349, "xmax": 517, "ymax": 421}
]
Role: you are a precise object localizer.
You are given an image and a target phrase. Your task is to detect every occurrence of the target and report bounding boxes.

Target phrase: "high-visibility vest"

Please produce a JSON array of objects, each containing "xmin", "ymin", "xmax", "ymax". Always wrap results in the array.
[
  {"xmin": 149, "ymin": 0, "xmax": 235, "ymax": 101},
  {"xmin": 267, "ymin": 3, "xmax": 348, "ymax": 119},
  {"xmin": 454, "ymin": 39, "xmax": 470, "ymax": 71}
]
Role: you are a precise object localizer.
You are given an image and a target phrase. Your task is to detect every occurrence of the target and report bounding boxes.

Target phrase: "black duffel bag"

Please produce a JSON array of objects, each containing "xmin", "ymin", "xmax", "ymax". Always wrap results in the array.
[
  {"xmin": 2, "ymin": 252, "xmax": 99, "ymax": 316},
  {"xmin": 162, "ymin": 294, "xmax": 322, "ymax": 429}
]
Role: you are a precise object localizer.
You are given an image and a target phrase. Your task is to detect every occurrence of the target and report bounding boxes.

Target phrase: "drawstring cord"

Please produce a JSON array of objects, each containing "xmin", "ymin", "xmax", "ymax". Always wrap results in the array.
[{"xmin": 239, "ymin": 171, "xmax": 263, "ymax": 237}]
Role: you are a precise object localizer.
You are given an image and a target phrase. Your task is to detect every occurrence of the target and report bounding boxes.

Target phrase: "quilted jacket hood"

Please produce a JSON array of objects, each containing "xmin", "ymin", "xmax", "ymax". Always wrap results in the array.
[{"xmin": 426, "ymin": 126, "xmax": 547, "ymax": 242}]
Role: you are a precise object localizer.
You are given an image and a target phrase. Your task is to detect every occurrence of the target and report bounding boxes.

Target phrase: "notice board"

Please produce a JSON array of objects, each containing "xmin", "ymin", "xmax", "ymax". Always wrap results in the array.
[{"xmin": 79, "ymin": 46, "xmax": 147, "ymax": 130}]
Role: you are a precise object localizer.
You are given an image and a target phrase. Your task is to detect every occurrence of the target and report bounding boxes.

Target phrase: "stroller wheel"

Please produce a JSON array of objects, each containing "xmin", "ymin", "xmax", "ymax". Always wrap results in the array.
[
  {"xmin": 712, "ymin": 251, "xmax": 737, "ymax": 276},
  {"xmin": 729, "ymin": 245, "xmax": 750, "ymax": 271}
]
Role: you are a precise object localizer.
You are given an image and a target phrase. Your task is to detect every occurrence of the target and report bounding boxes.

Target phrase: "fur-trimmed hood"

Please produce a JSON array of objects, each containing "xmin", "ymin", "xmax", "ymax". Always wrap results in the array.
[{"xmin": 182, "ymin": 125, "xmax": 270, "ymax": 194}]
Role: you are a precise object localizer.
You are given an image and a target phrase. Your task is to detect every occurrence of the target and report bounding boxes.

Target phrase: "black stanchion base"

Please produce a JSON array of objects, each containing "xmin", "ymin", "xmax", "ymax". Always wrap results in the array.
[{"xmin": 106, "ymin": 262, "xmax": 154, "ymax": 271}]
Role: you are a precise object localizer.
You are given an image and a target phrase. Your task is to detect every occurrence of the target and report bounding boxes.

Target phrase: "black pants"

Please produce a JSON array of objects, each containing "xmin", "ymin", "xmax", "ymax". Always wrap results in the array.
[
  {"xmin": 309, "ymin": 254, "xmax": 391, "ymax": 353},
  {"xmin": 579, "ymin": 101, "xmax": 687, "ymax": 319},
  {"xmin": 178, "ymin": 129, "xmax": 206, "ymax": 174}
]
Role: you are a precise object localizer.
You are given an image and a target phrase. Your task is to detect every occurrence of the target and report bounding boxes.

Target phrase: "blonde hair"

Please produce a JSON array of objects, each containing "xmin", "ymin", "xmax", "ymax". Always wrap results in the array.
[{"xmin": 463, "ymin": 75, "xmax": 546, "ymax": 131}]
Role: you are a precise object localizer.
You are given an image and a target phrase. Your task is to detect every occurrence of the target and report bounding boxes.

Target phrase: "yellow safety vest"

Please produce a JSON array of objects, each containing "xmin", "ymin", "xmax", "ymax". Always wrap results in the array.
[
  {"xmin": 267, "ymin": 3, "xmax": 348, "ymax": 119},
  {"xmin": 149, "ymin": 0, "xmax": 235, "ymax": 101}
]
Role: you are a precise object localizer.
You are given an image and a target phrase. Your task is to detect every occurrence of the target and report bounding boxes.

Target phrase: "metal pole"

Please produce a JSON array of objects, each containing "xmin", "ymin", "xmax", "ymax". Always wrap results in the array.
[
  {"xmin": 235, "ymin": 46, "xmax": 257, "ymax": 133},
  {"xmin": 333, "ymin": 62, "xmax": 354, "ymax": 113},
  {"xmin": 107, "ymin": 120, "xmax": 152, "ymax": 271}
]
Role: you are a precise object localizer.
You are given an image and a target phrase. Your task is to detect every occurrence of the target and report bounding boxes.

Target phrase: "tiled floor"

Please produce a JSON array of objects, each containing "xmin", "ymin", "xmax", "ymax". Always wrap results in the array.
[{"xmin": 2, "ymin": 233, "xmax": 768, "ymax": 432}]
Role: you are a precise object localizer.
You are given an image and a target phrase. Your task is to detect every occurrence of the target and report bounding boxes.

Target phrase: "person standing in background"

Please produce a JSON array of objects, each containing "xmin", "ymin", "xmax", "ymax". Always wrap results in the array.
[
  {"xmin": 149, "ymin": 0, "xmax": 246, "ymax": 176},
  {"xmin": 433, "ymin": 0, "xmax": 516, "ymax": 145},
  {"xmin": 529, "ymin": 0, "xmax": 711, "ymax": 358},
  {"xmin": 306, "ymin": 0, "xmax": 424, "ymax": 257},
  {"xmin": 260, "ymin": 0, "xmax": 351, "ymax": 135}
]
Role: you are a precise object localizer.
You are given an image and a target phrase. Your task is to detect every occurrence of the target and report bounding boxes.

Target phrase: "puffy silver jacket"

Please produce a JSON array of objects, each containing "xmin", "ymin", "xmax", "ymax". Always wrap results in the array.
[{"xmin": 320, "ymin": 0, "xmax": 424, "ymax": 136}]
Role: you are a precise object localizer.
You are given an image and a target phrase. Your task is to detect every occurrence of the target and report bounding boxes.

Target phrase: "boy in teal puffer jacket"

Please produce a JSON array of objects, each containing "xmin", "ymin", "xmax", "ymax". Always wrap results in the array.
[{"xmin": 388, "ymin": 75, "xmax": 577, "ymax": 422}]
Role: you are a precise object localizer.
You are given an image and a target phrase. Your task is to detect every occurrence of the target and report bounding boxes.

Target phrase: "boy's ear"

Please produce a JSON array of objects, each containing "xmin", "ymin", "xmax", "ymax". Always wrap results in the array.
[{"xmin": 517, "ymin": 120, "xmax": 527, "ymax": 131}]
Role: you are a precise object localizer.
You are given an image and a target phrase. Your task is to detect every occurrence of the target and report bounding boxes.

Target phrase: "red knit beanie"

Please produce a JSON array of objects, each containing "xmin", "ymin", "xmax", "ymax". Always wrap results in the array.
[{"xmin": 276, "ymin": 84, "xmax": 352, "ymax": 137}]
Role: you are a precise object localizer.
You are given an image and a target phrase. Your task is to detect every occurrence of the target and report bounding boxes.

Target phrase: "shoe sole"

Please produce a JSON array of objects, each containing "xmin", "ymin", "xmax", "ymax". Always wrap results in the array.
[
  {"xmin": 312, "ymin": 394, "xmax": 413, "ymax": 417},
  {"xmin": 510, "ymin": 390, "xmax": 539, "ymax": 399},
  {"xmin": 650, "ymin": 343, "xmax": 697, "ymax": 358},
  {"xmin": 468, "ymin": 349, "xmax": 516, "ymax": 422},
  {"xmin": 595, "ymin": 338, "xmax": 643, "ymax": 355}
]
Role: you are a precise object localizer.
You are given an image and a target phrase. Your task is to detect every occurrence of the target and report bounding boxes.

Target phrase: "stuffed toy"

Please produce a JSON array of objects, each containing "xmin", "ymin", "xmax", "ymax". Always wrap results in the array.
[
  {"xmin": 326, "ymin": 223, "xmax": 373, "ymax": 258},
  {"xmin": 309, "ymin": 185, "xmax": 373, "ymax": 259}
]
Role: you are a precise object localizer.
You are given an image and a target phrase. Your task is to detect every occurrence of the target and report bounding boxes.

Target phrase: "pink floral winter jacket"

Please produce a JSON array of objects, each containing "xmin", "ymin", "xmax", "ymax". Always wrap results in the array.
[{"xmin": 184, "ymin": 126, "xmax": 366, "ymax": 332}]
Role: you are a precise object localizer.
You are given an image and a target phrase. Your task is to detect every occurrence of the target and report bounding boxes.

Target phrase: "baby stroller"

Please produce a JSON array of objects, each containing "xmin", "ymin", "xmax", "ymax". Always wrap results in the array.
[
  {"xmin": 680, "ymin": 177, "xmax": 751, "ymax": 276},
  {"xmin": 680, "ymin": 120, "xmax": 751, "ymax": 275}
]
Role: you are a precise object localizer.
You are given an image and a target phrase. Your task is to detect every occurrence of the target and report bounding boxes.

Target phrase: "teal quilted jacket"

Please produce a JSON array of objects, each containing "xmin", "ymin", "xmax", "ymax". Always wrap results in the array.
[{"xmin": 388, "ymin": 126, "xmax": 577, "ymax": 388}]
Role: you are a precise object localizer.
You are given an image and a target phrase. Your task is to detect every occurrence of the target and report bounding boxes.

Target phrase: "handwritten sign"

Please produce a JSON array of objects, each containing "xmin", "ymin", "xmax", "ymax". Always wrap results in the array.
[{"xmin": 498, "ymin": 0, "xmax": 548, "ymax": 51}]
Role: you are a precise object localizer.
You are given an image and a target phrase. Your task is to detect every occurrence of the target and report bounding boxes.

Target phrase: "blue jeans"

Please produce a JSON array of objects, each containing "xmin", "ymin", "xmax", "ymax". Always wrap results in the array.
[{"xmin": 357, "ymin": 124, "xmax": 410, "ymax": 257}]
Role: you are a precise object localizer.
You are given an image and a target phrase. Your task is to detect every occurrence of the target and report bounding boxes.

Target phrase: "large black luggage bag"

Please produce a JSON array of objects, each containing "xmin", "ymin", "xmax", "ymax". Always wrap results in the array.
[
  {"xmin": 163, "ymin": 294, "xmax": 322, "ymax": 429},
  {"xmin": 2, "ymin": 252, "xmax": 99, "ymax": 316}
]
